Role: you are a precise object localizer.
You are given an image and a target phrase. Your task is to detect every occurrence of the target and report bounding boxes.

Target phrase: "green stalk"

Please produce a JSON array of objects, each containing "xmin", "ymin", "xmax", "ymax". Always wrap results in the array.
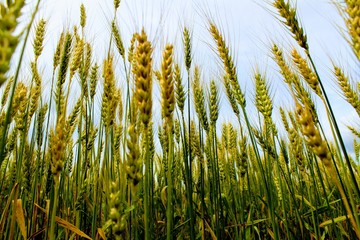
[
  {"xmin": 83, "ymin": 98, "xmax": 90, "ymax": 180},
  {"xmin": 276, "ymin": 167, "xmax": 291, "ymax": 238},
  {"xmin": 210, "ymin": 126, "xmax": 222, "ymax": 238},
  {"xmin": 92, "ymin": 117, "xmax": 104, "ymax": 238},
  {"xmin": 109, "ymin": 127, "xmax": 115, "ymax": 181},
  {"xmin": 40, "ymin": 70, "xmax": 56, "ymax": 194},
  {"xmin": 307, "ymin": 54, "xmax": 360, "ymax": 198},
  {"xmin": 91, "ymin": 157, "xmax": 99, "ymax": 239},
  {"xmin": 266, "ymin": 121, "xmax": 281, "ymax": 239},
  {"xmin": 197, "ymin": 123, "xmax": 206, "ymax": 240},
  {"xmin": 180, "ymin": 113, "xmax": 195, "ymax": 239},
  {"xmin": 75, "ymin": 109, "xmax": 83, "ymax": 229},
  {"xmin": 15, "ymin": 63, "xmax": 36, "ymax": 186},
  {"xmin": 312, "ymin": 151, "xmax": 342, "ymax": 239},
  {"xmin": 239, "ymin": 107, "xmax": 280, "ymax": 239},
  {"xmin": 49, "ymin": 180, "xmax": 59, "ymax": 240},
  {"xmin": 28, "ymin": 116, "xmax": 39, "ymax": 235},
  {"xmin": 307, "ymin": 53, "xmax": 360, "ymax": 235},
  {"xmin": 0, "ymin": 0, "xmax": 41, "ymax": 167},
  {"xmin": 166, "ymin": 125, "xmax": 174, "ymax": 240},
  {"xmin": 144, "ymin": 127, "xmax": 152, "ymax": 240},
  {"xmin": 186, "ymin": 68, "xmax": 196, "ymax": 240},
  {"xmin": 143, "ymin": 130, "xmax": 151, "ymax": 240}
]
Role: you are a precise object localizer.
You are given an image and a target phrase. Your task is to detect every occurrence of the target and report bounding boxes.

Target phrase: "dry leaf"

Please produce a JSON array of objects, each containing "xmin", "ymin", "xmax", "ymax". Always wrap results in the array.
[
  {"xmin": 97, "ymin": 228, "xmax": 106, "ymax": 240},
  {"xmin": 34, "ymin": 203, "xmax": 91, "ymax": 239},
  {"xmin": 14, "ymin": 199, "xmax": 27, "ymax": 239}
]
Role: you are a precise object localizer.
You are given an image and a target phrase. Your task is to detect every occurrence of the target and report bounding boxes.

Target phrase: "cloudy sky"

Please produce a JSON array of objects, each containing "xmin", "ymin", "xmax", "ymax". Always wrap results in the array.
[{"xmin": 17, "ymin": 0, "xmax": 359, "ymax": 154}]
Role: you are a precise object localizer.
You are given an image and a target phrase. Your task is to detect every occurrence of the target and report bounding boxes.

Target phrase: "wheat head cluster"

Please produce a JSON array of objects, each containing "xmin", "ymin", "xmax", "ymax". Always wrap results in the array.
[{"xmin": 0, "ymin": 0, "xmax": 359, "ymax": 239}]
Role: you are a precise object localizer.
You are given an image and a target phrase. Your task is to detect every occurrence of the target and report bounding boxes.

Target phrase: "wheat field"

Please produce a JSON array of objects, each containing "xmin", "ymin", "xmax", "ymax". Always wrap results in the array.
[{"xmin": 0, "ymin": 0, "xmax": 359, "ymax": 239}]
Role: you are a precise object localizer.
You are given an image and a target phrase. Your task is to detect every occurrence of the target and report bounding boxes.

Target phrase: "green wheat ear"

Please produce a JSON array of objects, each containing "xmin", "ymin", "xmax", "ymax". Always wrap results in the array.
[
  {"xmin": 174, "ymin": 64, "xmax": 185, "ymax": 113},
  {"xmin": 254, "ymin": 72, "xmax": 273, "ymax": 120},
  {"xmin": 0, "ymin": 0, "xmax": 25, "ymax": 86}
]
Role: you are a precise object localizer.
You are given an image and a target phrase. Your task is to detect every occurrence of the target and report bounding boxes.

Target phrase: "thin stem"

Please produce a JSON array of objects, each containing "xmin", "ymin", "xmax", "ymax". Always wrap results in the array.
[
  {"xmin": 0, "ymin": 0, "xmax": 42, "ymax": 166},
  {"xmin": 166, "ymin": 123, "xmax": 174, "ymax": 240},
  {"xmin": 49, "ymin": 180, "xmax": 59, "ymax": 240},
  {"xmin": 144, "ymin": 126, "xmax": 151, "ymax": 240},
  {"xmin": 307, "ymin": 54, "xmax": 360, "ymax": 198}
]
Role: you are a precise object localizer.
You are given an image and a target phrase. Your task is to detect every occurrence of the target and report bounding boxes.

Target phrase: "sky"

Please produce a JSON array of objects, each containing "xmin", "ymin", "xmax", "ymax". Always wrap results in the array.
[{"xmin": 12, "ymin": 0, "xmax": 360, "ymax": 156}]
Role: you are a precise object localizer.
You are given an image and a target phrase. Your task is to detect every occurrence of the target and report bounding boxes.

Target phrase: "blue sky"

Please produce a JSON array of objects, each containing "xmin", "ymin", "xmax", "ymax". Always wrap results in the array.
[{"xmin": 16, "ymin": 0, "xmax": 359, "ymax": 155}]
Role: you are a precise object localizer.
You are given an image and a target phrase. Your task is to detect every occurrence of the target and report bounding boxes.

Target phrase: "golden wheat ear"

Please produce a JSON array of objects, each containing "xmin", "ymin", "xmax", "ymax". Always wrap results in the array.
[
  {"xmin": 333, "ymin": 65, "xmax": 360, "ymax": 116},
  {"xmin": 133, "ymin": 29, "xmax": 153, "ymax": 128},
  {"xmin": 273, "ymin": 0, "xmax": 309, "ymax": 51},
  {"xmin": 50, "ymin": 115, "xmax": 66, "ymax": 183},
  {"xmin": 343, "ymin": 1, "xmax": 360, "ymax": 60},
  {"xmin": 291, "ymin": 49, "xmax": 321, "ymax": 96},
  {"xmin": 209, "ymin": 22, "xmax": 245, "ymax": 108},
  {"xmin": 101, "ymin": 56, "xmax": 117, "ymax": 128},
  {"xmin": 33, "ymin": 19, "xmax": 46, "ymax": 60},
  {"xmin": 160, "ymin": 44, "xmax": 175, "ymax": 123}
]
